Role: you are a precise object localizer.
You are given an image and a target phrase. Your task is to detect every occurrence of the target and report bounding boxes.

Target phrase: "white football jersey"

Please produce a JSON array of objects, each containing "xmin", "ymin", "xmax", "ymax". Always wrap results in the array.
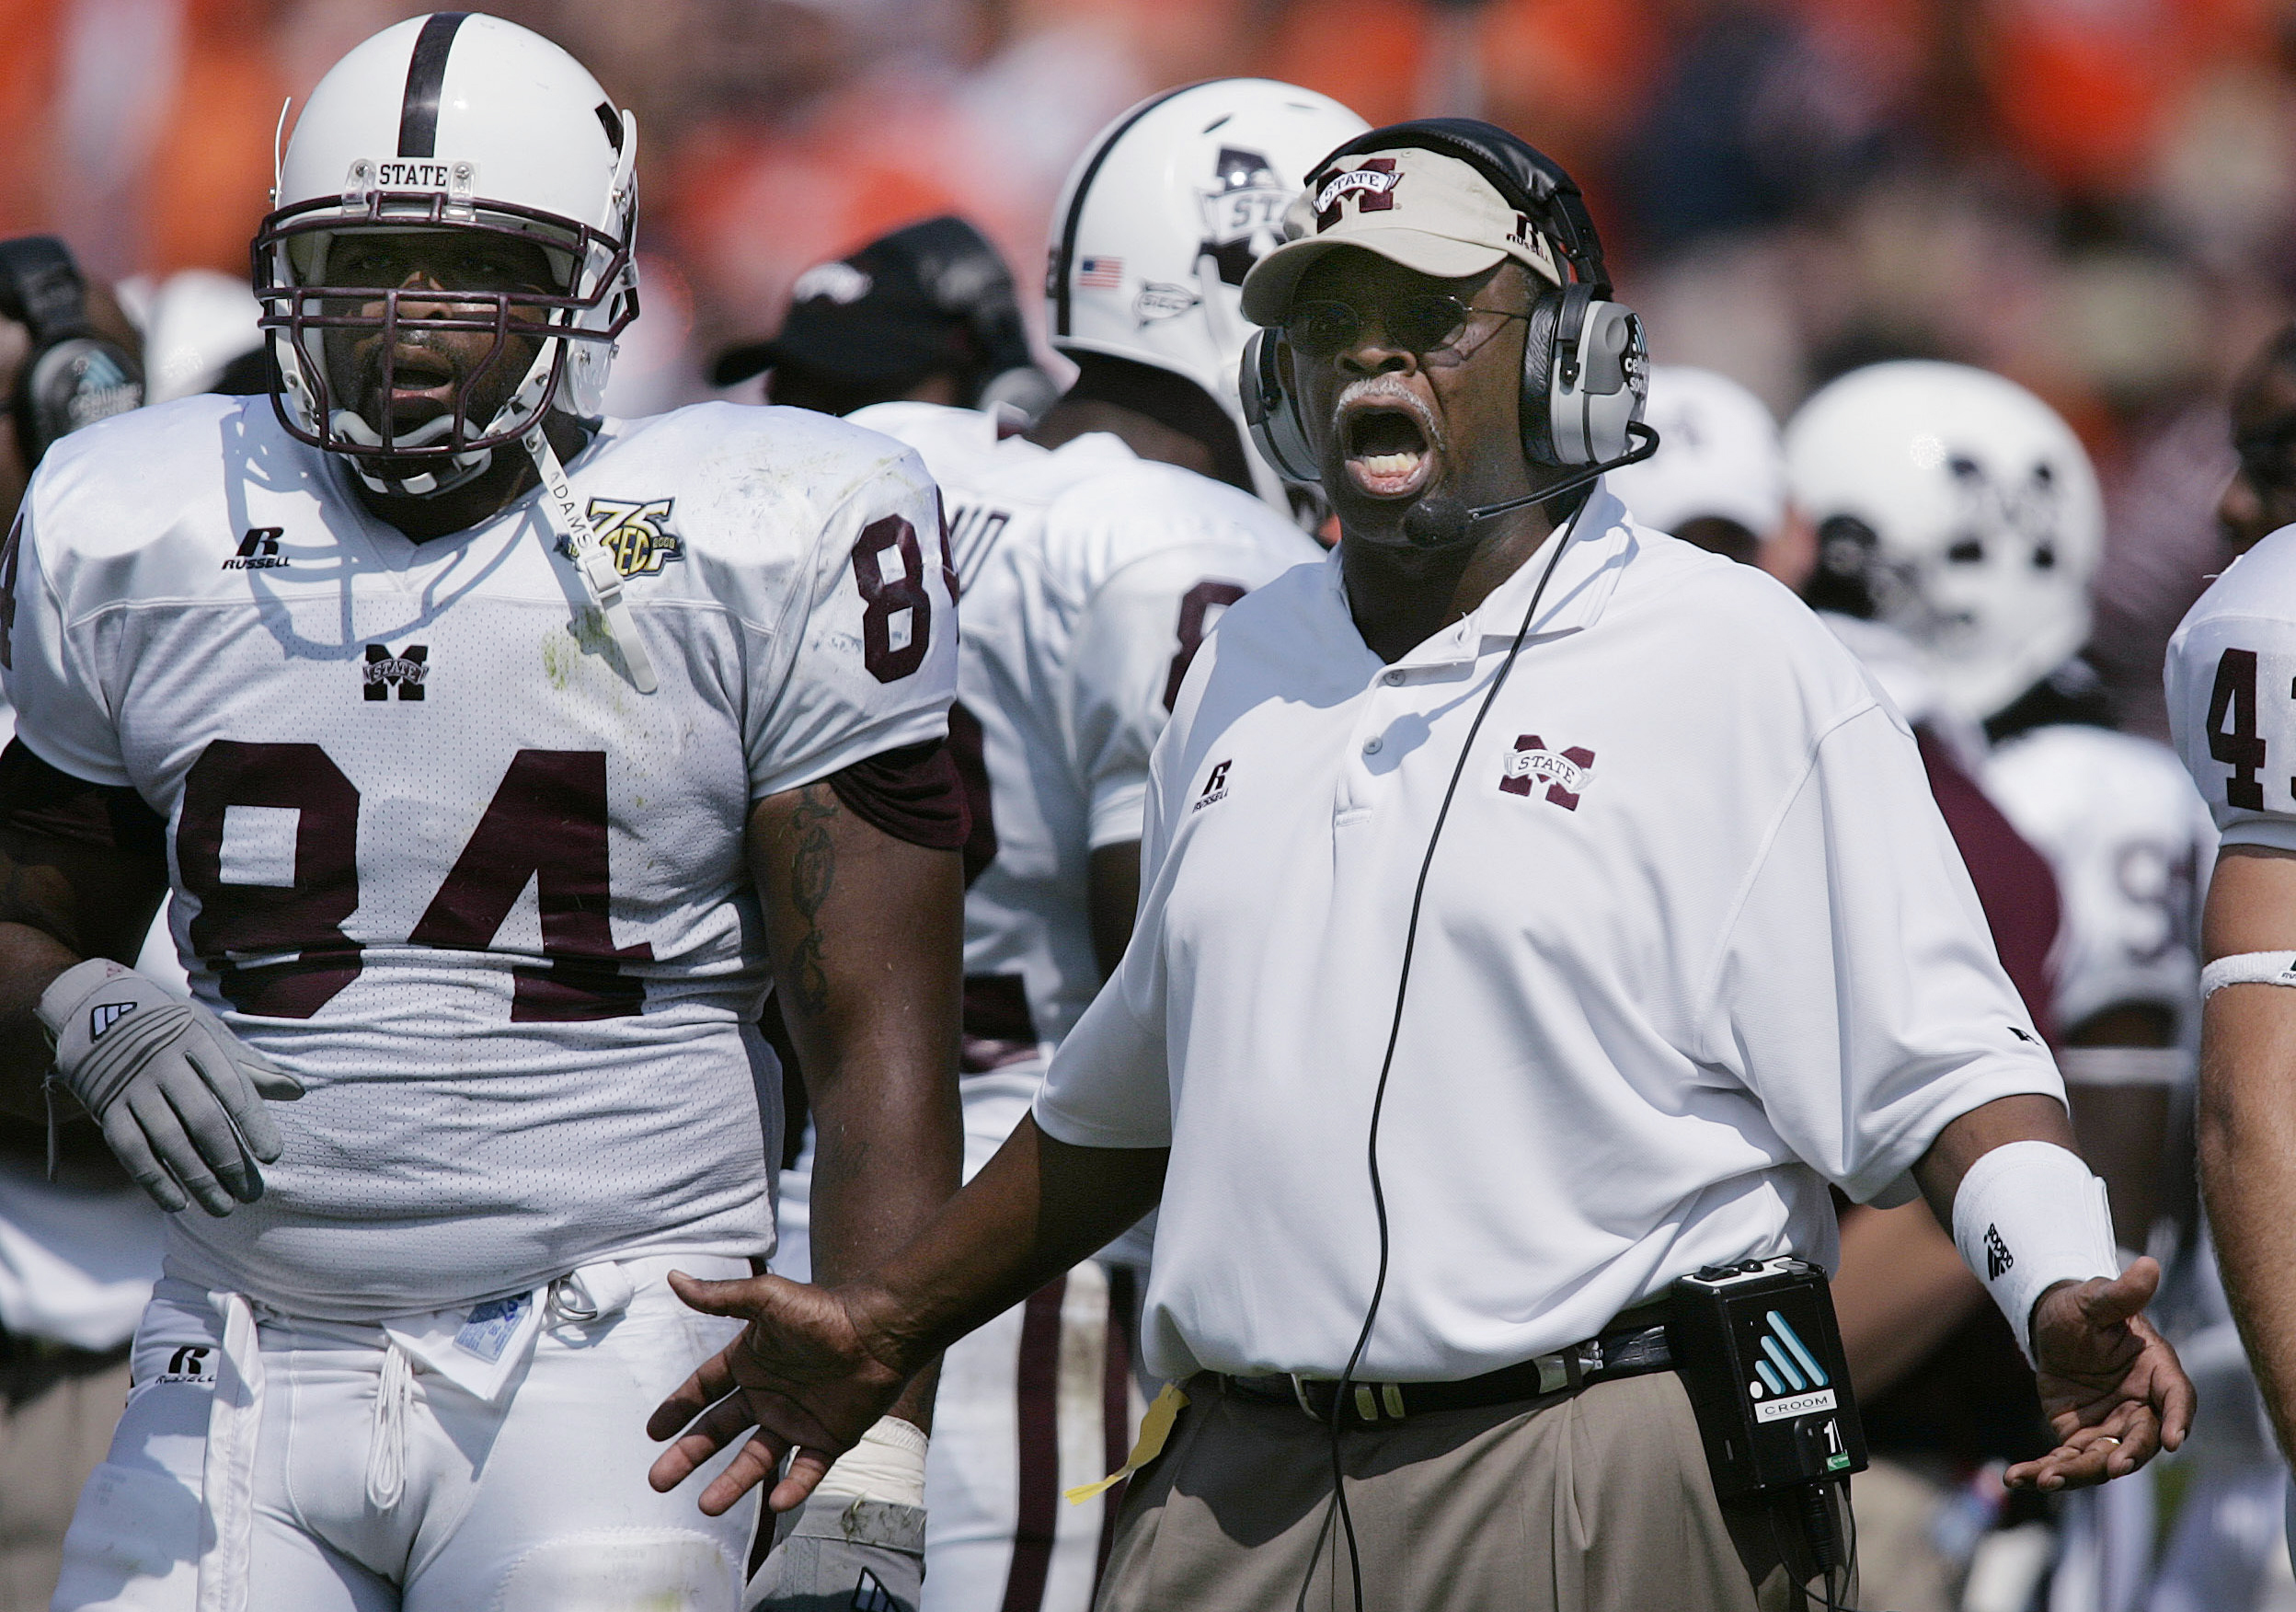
[
  {"xmin": 1985, "ymin": 725, "xmax": 2213, "ymax": 1045},
  {"xmin": 847, "ymin": 402, "xmax": 1321, "ymax": 1084},
  {"xmin": 2, "ymin": 394, "xmax": 957, "ymax": 1320},
  {"xmin": 2168, "ymin": 525, "xmax": 2296, "ymax": 846}
]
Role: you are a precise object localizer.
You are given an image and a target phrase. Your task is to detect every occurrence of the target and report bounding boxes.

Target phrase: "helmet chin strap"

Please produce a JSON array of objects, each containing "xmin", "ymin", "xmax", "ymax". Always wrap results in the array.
[
  {"xmin": 327, "ymin": 342, "xmax": 563, "ymax": 498},
  {"xmin": 522, "ymin": 420, "xmax": 658, "ymax": 696},
  {"xmin": 327, "ymin": 409, "xmax": 494, "ymax": 497}
]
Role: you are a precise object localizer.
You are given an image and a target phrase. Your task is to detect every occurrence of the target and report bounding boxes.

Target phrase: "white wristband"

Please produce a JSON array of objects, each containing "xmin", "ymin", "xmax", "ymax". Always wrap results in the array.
[
  {"xmin": 1950, "ymin": 1140, "xmax": 2118, "ymax": 1364},
  {"xmin": 2201, "ymin": 951, "xmax": 2296, "ymax": 996},
  {"xmin": 812, "ymin": 1415, "xmax": 928, "ymax": 1508}
]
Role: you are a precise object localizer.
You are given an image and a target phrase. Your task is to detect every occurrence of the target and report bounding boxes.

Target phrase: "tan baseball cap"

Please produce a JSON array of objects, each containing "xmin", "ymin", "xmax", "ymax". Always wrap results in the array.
[{"xmin": 1238, "ymin": 144, "xmax": 1564, "ymax": 327}]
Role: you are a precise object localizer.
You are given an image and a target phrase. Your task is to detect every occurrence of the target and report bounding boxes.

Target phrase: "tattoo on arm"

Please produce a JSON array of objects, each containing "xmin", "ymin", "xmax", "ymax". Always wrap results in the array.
[{"xmin": 786, "ymin": 786, "xmax": 839, "ymax": 1018}]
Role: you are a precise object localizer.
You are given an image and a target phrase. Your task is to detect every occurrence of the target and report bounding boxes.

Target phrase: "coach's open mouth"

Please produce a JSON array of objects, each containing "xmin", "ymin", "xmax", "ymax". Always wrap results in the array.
[{"xmin": 1342, "ymin": 402, "xmax": 1437, "ymax": 498}]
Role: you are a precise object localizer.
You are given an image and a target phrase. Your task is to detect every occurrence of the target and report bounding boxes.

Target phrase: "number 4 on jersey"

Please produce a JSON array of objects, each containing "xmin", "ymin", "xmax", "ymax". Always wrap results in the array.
[
  {"xmin": 2208, "ymin": 646, "xmax": 2268, "ymax": 811},
  {"xmin": 178, "ymin": 741, "xmax": 650, "ymax": 1020}
]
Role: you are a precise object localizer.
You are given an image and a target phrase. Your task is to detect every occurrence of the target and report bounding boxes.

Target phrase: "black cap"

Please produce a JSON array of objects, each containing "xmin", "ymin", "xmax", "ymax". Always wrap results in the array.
[{"xmin": 713, "ymin": 215, "xmax": 1026, "ymax": 389}]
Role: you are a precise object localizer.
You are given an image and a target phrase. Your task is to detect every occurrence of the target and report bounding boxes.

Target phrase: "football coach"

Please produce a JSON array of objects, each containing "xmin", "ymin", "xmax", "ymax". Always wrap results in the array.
[{"xmin": 646, "ymin": 121, "xmax": 2193, "ymax": 1612}]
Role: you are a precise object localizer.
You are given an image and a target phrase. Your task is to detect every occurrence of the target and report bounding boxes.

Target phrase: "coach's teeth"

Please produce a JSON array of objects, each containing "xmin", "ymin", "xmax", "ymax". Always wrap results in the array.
[{"xmin": 1362, "ymin": 451, "xmax": 1422, "ymax": 476}]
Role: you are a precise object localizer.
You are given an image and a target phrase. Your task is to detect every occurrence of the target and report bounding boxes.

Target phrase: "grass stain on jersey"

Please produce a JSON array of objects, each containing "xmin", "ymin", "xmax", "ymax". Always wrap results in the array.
[{"xmin": 543, "ymin": 608, "xmax": 626, "ymax": 697}]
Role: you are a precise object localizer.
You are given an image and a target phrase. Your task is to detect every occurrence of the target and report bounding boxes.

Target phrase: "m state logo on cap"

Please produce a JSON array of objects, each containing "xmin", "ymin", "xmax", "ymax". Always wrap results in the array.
[{"xmin": 1315, "ymin": 159, "xmax": 1402, "ymax": 231}]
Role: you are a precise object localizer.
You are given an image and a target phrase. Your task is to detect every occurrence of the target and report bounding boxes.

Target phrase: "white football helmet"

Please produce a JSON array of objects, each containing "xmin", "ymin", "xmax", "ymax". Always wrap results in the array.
[
  {"xmin": 1048, "ymin": 79, "xmax": 1365, "ymax": 513},
  {"xmin": 1784, "ymin": 361, "xmax": 2103, "ymax": 724},
  {"xmin": 1601, "ymin": 364, "xmax": 1785, "ymax": 541},
  {"xmin": 254, "ymin": 12, "xmax": 638, "ymax": 495}
]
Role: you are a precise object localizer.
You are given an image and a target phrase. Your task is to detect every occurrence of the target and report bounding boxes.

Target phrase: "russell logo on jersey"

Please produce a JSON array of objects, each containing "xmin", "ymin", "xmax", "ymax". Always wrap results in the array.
[{"xmin": 222, "ymin": 527, "xmax": 289, "ymax": 570}]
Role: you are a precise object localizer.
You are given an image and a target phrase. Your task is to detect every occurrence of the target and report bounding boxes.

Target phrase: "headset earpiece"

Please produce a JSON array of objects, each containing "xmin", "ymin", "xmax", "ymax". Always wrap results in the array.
[
  {"xmin": 1240, "ymin": 327, "xmax": 1322, "ymax": 485},
  {"xmin": 1544, "ymin": 292, "xmax": 1645, "ymax": 467}
]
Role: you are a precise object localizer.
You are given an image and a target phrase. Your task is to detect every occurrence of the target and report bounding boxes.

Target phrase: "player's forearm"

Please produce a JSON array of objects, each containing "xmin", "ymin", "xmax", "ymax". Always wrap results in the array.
[
  {"xmin": 854, "ymin": 1113, "xmax": 1168, "ymax": 1379},
  {"xmin": 809, "ymin": 1060, "xmax": 959, "ymax": 1430},
  {"xmin": 0, "ymin": 919, "xmax": 75, "ymax": 1115},
  {"xmin": 753, "ymin": 781, "xmax": 969, "ymax": 1424},
  {"xmin": 2198, "ymin": 986, "xmax": 2296, "ymax": 1456}
]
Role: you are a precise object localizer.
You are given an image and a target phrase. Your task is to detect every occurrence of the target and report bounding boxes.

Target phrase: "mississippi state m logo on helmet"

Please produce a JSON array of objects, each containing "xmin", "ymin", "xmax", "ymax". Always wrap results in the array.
[{"xmin": 1198, "ymin": 146, "xmax": 1290, "ymax": 287}]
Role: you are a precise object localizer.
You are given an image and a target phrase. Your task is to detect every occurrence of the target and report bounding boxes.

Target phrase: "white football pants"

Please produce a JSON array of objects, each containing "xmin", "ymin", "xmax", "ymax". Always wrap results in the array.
[
  {"xmin": 776, "ymin": 1074, "xmax": 1142, "ymax": 1612},
  {"xmin": 52, "ymin": 1255, "xmax": 755, "ymax": 1612}
]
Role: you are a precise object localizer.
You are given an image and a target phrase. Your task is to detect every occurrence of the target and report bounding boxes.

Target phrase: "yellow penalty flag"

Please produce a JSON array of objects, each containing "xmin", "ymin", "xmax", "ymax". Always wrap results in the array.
[{"xmin": 1063, "ymin": 1381, "xmax": 1189, "ymax": 1504}]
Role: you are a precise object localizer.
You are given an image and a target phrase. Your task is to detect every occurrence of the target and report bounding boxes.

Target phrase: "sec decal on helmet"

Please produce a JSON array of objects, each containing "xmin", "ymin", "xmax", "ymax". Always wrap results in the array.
[
  {"xmin": 1048, "ymin": 79, "xmax": 1367, "ymax": 514},
  {"xmin": 253, "ymin": 11, "xmax": 639, "ymax": 497},
  {"xmin": 1785, "ymin": 361, "xmax": 2103, "ymax": 725}
]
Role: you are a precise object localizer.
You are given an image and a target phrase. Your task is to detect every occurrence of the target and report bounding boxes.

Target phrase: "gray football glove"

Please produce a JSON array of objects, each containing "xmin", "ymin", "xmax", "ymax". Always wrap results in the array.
[
  {"xmin": 38, "ymin": 958, "xmax": 303, "ymax": 1215},
  {"xmin": 745, "ymin": 1496, "xmax": 924, "ymax": 1612}
]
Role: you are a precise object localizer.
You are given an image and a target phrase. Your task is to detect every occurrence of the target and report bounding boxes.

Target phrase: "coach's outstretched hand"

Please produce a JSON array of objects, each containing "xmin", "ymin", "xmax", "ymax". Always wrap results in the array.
[
  {"xmin": 646, "ymin": 1270, "xmax": 908, "ymax": 1515},
  {"xmin": 2004, "ymin": 1257, "xmax": 2195, "ymax": 1491}
]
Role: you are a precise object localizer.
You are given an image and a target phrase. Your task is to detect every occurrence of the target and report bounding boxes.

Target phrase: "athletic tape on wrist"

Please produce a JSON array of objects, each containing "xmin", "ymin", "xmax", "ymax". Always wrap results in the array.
[
  {"xmin": 811, "ymin": 1415, "xmax": 928, "ymax": 1508},
  {"xmin": 1950, "ymin": 1139, "xmax": 2118, "ymax": 1364},
  {"xmin": 2201, "ymin": 951, "xmax": 2296, "ymax": 996}
]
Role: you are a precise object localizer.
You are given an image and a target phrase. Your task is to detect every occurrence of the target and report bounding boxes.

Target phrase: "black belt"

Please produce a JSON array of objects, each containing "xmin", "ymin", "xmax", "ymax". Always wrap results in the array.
[{"xmin": 1224, "ymin": 1318, "xmax": 1674, "ymax": 1427}]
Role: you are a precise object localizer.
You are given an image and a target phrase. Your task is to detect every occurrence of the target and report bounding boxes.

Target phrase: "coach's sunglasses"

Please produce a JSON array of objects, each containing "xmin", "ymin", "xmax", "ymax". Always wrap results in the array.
[{"xmin": 1280, "ymin": 294, "xmax": 1530, "ymax": 360}]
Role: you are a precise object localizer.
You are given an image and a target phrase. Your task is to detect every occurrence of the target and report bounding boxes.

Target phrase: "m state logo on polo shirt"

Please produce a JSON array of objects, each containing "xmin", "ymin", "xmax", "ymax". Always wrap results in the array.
[{"xmin": 1499, "ymin": 735, "xmax": 1594, "ymax": 811}]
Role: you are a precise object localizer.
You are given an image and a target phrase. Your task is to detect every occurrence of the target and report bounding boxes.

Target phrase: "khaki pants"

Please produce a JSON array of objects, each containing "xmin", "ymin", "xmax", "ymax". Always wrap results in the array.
[
  {"xmin": 1096, "ymin": 1370, "xmax": 1838, "ymax": 1612},
  {"xmin": 0, "ymin": 1347, "xmax": 131, "ymax": 1612}
]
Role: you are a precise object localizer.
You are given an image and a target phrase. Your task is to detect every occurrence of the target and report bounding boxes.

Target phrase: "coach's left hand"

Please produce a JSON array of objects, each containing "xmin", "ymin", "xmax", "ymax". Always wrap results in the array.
[{"xmin": 2004, "ymin": 1257, "xmax": 2194, "ymax": 1491}]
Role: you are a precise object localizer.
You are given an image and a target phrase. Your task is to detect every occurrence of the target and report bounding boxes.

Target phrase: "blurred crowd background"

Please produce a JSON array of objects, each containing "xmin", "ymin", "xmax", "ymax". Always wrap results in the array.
[{"xmin": 7, "ymin": 0, "xmax": 2294, "ymax": 736}]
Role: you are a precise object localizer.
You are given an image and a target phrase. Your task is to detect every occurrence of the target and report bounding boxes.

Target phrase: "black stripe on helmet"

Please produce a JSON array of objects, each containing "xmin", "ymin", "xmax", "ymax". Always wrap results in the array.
[
  {"xmin": 1051, "ymin": 82, "xmax": 1199, "ymax": 339},
  {"xmin": 396, "ymin": 12, "xmax": 470, "ymax": 159}
]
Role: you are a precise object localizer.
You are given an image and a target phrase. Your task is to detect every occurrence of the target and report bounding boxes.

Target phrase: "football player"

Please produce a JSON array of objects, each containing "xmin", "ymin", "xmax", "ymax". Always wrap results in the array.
[
  {"xmin": 2164, "ymin": 327, "xmax": 2296, "ymax": 1596},
  {"xmin": 1792, "ymin": 363, "xmax": 2216, "ymax": 1612},
  {"xmin": 686, "ymin": 81, "xmax": 1363, "ymax": 1612},
  {"xmin": 5, "ymin": 17, "xmax": 963, "ymax": 1612}
]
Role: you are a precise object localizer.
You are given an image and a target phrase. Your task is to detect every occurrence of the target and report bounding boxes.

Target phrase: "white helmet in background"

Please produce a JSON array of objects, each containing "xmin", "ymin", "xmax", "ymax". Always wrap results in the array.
[
  {"xmin": 1048, "ymin": 78, "xmax": 1366, "ymax": 514},
  {"xmin": 1784, "ymin": 361, "xmax": 2103, "ymax": 724},
  {"xmin": 254, "ymin": 12, "xmax": 638, "ymax": 495},
  {"xmin": 1603, "ymin": 365, "xmax": 1785, "ymax": 544}
]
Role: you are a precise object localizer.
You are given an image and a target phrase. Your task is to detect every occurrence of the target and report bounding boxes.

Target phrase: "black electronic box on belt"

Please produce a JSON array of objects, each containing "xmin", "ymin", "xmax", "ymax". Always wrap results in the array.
[{"xmin": 1668, "ymin": 1257, "xmax": 1867, "ymax": 1501}]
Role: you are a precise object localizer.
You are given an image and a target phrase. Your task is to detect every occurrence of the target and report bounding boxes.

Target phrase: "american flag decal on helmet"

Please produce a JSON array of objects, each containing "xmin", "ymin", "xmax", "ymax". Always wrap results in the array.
[{"xmin": 1077, "ymin": 256, "xmax": 1123, "ymax": 288}]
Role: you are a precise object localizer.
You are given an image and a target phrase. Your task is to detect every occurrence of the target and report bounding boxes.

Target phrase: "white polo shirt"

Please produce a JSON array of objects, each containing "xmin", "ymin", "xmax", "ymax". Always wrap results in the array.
[{"xmin": 1035, "ymin": 487, "xmax": 2063, "ymax": 1383}]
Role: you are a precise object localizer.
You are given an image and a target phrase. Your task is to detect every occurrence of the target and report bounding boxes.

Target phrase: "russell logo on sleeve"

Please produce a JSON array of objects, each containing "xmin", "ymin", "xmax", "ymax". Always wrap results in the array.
[
  {"xmin": 1192, "ymin": 759, "xmax": 1233, "ymax": 812},
  {"xmin": 1499, "ymin": 736, "xmax": 1595, "ymax": 811}
]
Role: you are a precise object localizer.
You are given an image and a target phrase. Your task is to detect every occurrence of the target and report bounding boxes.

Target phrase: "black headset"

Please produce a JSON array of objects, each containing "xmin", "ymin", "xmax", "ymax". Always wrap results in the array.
[
  {"xmin": 0, "ymin": 236, "xmax": 143, "ymax": 466},
  {"xmin": 1240, "ymin": 121, "xmax": 1647, "ymax": 487}
]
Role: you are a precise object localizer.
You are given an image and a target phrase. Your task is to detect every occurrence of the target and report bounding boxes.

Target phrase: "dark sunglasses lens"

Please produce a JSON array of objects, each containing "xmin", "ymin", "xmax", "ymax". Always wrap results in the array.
[
  {"xmin": 1392, "ymin": 294, "xmax": 1471, "ymax": 352},
  {"xmin": 1285, "ymin": 301, "xmax": 1359, "ymax": 358}
]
